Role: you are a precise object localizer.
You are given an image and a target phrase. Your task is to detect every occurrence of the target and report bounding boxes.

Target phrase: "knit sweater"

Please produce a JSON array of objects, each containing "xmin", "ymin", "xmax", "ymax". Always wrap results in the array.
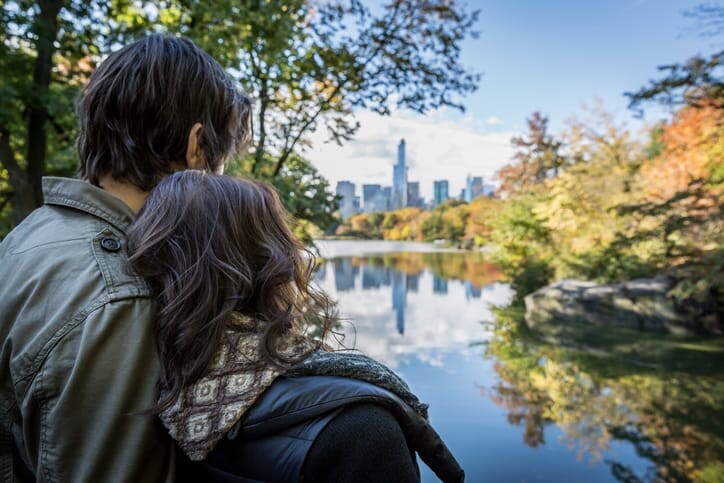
[{"xmin": 159, "ymin": 313, "xmax": 429, "ymax": 461}]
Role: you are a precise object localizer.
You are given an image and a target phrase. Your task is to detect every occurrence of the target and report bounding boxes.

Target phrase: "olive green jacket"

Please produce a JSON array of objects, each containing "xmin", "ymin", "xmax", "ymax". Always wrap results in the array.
[{"xmin": 0, "ymin": 177, "xmax": 176, "ymax": 483}]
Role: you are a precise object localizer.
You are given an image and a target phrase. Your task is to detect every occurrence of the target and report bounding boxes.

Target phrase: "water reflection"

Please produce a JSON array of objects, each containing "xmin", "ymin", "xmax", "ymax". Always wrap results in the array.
[
  {"xmin": 330, "ymin": 256, "xmax": 487, "ymax": 336},
  {"xmin": 486, "ymin": 308, "xmax": 724, "ymax": 482},
  {"xmin": 313, "ymin": 244, "xmax": 724, "ymax": 482},
  {"xmin": 317, "ymin": 253, "xmax": 506, "ymax": 367}
]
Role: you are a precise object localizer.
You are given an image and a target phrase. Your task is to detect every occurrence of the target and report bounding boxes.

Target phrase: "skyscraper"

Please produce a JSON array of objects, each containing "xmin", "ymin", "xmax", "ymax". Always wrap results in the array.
[
  {"xmin": 465, "ymin": 175, "xmax": 484, "ymax": 202},
  {"xmin": 406, "ymin": 181, "xmax": 422, "ymax": 208},
  {"xmin": 382, "ymin": 186, "xmax": 392, "ymax": 206},
  {"xmin": 335, "ymin": 181, "xmax": 358, "ymax": 219},
  {"xmin": 433, "ymin": 180, "xmax": 449, "ymax": 206},
  {"xmin": 362, "ymin": 184, "xmax": 382, "ymax": 212},
  {"xmin": 392, "ymin": 139, "xmax": 408, "ymax": 209}
]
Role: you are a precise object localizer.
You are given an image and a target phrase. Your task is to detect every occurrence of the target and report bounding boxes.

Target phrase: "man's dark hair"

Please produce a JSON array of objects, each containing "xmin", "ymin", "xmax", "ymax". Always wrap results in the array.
[{"xmin": 76, "ymin": 35, "xmax": 252, "ymax": 190}]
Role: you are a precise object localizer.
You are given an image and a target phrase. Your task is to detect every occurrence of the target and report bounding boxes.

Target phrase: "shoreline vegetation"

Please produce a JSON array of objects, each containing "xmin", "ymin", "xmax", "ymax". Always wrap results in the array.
[{"xmin": 329, "ymin": 94, "xmax": 722, "ymax": 334}]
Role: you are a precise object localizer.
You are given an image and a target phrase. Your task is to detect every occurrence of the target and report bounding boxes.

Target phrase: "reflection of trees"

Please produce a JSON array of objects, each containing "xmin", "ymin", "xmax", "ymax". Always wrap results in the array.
[
  {"xmin": 485, "ymin": 306, "xmax": 724, "ymax": 482},
  {"xmin": 347, "ymin": 252, "xmax": 502, "ymax": 288},
  {"xmin": 491, "ymin": 361, "xmax": 550, "ymax": 447}
]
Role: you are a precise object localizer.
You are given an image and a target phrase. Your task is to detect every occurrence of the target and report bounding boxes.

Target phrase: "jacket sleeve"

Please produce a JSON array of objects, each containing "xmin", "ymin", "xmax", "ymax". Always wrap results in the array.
[
  {"xmin": 304, "ymin": 403, "xmax": 421, "ymax": 483},
  {"xmin": 22, "ymin": 297, "xmax": 176, "ymax": 483}
]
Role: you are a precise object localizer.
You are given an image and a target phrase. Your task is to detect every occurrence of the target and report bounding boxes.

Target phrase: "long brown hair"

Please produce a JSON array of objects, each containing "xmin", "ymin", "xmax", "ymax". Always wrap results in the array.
[{"xmin": 126, "ymin": 170, "xmax": 336, "ymax": 411}]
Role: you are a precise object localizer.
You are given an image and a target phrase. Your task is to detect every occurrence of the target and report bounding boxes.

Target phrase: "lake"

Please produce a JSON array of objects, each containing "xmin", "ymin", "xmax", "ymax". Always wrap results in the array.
[{"xmin": 313, "ymin": 240, "xmax": 724, "ymax": 483}]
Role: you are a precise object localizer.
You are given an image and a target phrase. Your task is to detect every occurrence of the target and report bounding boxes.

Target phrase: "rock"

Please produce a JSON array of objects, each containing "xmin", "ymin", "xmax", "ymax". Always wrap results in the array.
[{"xmin": 523, "ymin": 276, "xmax": 695, "ymax": 334}]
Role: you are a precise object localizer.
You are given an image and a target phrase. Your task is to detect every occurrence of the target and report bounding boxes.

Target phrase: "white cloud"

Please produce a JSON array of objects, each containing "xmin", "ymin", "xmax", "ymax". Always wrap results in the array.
[
  {"xmin": 315, "ymin": 270, "xmax": 515, "ymax": 368},
  {"xmin": 486, "ymin": 116, "xmax": 503, "ymax": 125},
  {"xmin": 306, "ymin": 108, "xmax": 517, "ymax": 200}
]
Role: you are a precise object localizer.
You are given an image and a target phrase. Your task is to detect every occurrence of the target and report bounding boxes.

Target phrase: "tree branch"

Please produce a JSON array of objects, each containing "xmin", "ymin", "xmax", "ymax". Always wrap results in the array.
[
  {"xmin": 271, "ymin": 1, "xmax": 406, "ymax": 177},
  {"xmin": 249, "ymin": 47, "xmax": 268, "ymax": 174},
  {"xmin": 273, "ymin": 82, "xmax": 344, "ymax": 176}
]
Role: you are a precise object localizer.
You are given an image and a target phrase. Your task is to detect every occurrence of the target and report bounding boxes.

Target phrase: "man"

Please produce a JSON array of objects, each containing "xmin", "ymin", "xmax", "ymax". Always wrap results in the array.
[{"xmin": 0, "ymin": 35, "xmax": 252, "ymax": 482}]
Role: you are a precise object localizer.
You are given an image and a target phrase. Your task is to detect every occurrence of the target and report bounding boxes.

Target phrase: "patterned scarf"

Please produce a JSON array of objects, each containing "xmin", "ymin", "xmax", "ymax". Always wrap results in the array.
[{"xmin": 159, "ymin": 313, "xmax": 428, "ymax": 461}]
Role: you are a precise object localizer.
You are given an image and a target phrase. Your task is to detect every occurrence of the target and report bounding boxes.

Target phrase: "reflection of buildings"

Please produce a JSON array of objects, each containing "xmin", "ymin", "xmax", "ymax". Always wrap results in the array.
[
  {"xmin": 406, "ymin": 273, "xmax": 419, "ymax": 293},
  {"xmin": 433, "ymin": 275, "xmax": 448, "ymax": 294},
  {"xmin": 465, "ymin": 280, "xmax": 481, "ymax": 299},
  {"xmin": 356, "ymin": 264, "xmax": 420, "ymax": 334},
  {"xmin": 325, "ymin": 258, "xmax": 501, "ymax": 343},
  {"xmin": 358, "ymin": 263, "xmax": 420, "ymax": 335},
  {"xmin": 391, "ymin": 271, "xmax": 406, "ymax": 335},
  {"xmin": 334, "ymin": 258, "xmax": 359, "ymax": 291},
  {"xmin": 315, "ymin": 263, "xmax": 327, "ymax": 282},
  {"xmin": 362, "ymin": 264, "xmax": 391, "ymax": 289}
]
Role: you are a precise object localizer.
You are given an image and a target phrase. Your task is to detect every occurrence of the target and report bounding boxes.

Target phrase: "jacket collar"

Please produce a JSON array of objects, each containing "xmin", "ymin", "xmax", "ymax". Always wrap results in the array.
[{"xmin": 42, "ymin": 177, "xmax": 136, "ymax": 233}]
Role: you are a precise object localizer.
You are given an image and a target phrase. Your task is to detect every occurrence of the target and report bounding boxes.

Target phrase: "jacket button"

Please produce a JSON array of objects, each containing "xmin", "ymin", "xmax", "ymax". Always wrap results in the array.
[{"xmin": 100, "ymin": 237, "xmax": 122, "ymax": 252}]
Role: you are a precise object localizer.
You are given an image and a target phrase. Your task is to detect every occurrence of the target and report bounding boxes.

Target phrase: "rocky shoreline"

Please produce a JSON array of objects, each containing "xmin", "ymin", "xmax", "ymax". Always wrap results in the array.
[{"xmin": 524, "ymin": 276, "xmax": 722, "ymax": 335}]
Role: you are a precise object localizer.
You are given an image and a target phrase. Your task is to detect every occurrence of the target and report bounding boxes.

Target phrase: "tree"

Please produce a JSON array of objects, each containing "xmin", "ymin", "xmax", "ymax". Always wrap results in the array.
[
  {"xmin": 465, "ymin": 196, "xmax": 501, "ymax": 246},
  {"xmin": 441, "ymin": 204, "xmax": 468, "ymax": 242},
  {"xmin": 626, "ymin": 4, "xmax": 723, "ymax": 114},
  {"xmin": 488, "ymin": 195, "xmax": 553, "ymax": 297},
  {"xmin": 1, "ymin": 0, "xmax": 80, "ymax": 223},
  {"xmin": 421, "ymin": 211, "xmax": 444, "ymax": 240},
  {"xmin": 0, "ymin": 0, "xmax": 182, "ymax": 225},
  {"xmin": 625, "ymin": 50, "xmax": 723, "ymax": 115},
  {"xmin": 616, "ymin": 102, "xmax": 723, "ymax": 290},
  {"xmin": 622, "ymin": 45, "xmax": 723, "ymax": 308},
  {"xmin": 382, "ymin": 212, "xmax": 398, "ymax": 230},
  {"xmin": 1, "ymin": 0, "xmax": 481, "ymax": 229},
  {"xmin": 496, "ymin": 112, "xmax": 565, "ymax": 195}
]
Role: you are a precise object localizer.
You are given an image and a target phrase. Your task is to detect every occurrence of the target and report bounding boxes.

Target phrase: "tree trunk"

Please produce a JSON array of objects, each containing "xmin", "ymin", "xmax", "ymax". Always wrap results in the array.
[
  {"xmin": 10, "ymin": 175, "xmax": 37, "ymax": 224},
  {"xmin": 252, "ymin": 82, "xmax": 268, "ymax": 174},
  {"xmin": 11, "ymin": 0, "xmax": 62, "ymax": 223}
]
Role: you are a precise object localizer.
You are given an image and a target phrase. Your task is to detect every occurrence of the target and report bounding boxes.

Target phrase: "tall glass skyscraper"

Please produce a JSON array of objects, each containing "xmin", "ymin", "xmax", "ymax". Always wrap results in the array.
[{"xmin": 392, "ymin": 139, "xmax": 407, "ymax": 209}]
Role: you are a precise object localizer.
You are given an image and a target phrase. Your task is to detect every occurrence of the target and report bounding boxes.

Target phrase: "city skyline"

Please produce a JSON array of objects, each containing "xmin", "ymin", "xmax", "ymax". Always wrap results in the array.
[{"xmin": 336, "ymin": 138, "xmax": 495, "ymax": 218}]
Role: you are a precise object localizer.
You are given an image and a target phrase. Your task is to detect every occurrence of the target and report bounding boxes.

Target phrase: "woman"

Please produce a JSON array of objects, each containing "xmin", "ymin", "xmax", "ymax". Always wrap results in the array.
[{"xmin": 126, "ymin": 170, "xmax": 464, "ymax": 482}]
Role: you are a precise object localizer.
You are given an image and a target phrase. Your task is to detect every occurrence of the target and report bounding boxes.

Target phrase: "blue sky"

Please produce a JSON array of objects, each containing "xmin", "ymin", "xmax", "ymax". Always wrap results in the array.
[
  {"xmin": 457, "ymin": 0, "xmax": 721, "ymax": 130},
  {"xmin": 309, "ymin": 0, "xmax": 722, "ymax": 199}
]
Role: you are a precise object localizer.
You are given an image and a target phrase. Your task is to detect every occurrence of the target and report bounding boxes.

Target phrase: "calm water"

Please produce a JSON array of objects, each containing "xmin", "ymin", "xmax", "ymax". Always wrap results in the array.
[{"xmin": 313, "ymin": 240, "xmax": 724, "ymax": 483}]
